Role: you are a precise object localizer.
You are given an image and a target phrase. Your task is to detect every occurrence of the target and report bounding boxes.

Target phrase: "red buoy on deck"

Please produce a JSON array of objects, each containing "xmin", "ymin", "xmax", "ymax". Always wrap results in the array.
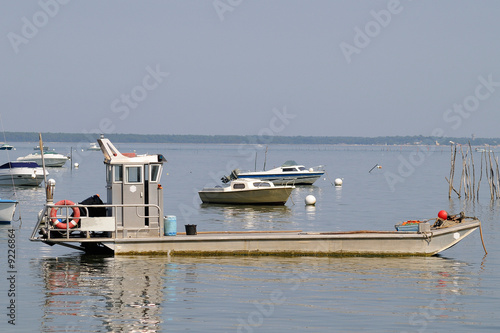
[{"xmin": 438, "ymin": 210, "xmax": 448, "ymax": 220}]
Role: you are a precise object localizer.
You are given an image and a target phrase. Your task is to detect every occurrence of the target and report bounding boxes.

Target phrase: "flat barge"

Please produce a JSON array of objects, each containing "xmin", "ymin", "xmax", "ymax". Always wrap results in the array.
[{"xmin": 30, "ymin": 137, "xmax": 480, "ymax": 256}]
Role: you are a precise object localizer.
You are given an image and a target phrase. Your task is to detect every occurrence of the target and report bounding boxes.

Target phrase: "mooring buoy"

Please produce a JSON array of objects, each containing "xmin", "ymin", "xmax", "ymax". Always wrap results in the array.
[{"xmin": 305, "ymin": 195, "xmax": 316, "ymax": 205}]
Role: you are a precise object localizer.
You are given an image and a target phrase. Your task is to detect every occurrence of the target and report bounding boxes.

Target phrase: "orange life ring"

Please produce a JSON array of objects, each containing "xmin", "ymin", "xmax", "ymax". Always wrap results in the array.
[{"xmin": 50, "ymin": 200, "xmax": 80, "ymax": 229}]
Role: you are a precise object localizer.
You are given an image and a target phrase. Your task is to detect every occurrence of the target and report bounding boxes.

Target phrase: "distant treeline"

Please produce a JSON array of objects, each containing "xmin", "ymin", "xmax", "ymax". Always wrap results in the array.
[{"xmin": 2, "ymin": 132, "xmax": 499, "ymax": 146}]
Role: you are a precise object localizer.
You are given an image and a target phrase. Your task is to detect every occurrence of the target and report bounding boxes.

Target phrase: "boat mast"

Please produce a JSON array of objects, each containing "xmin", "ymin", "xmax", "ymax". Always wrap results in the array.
[{"xmin": 38, "ymin": 133, "xmax": 48, "ymax": 185}]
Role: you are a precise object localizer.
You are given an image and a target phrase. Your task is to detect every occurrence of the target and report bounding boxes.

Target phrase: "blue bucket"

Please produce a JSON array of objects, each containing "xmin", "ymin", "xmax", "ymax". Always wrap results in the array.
[{"xmin": 164, "ymin": 215, "xmax": 177, "ymax": 236}]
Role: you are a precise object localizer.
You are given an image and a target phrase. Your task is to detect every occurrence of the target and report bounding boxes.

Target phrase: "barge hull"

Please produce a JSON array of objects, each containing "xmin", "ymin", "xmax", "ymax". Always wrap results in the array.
[{"xmin": 36, "ymin": 220, "xmax": 480, "ymax": 257}]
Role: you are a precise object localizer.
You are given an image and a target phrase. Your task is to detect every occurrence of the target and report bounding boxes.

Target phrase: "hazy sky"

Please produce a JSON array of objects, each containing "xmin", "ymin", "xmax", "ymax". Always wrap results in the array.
[{"xmin": 1, "ymin": 0, "xmax": 499, "ymax": 138}]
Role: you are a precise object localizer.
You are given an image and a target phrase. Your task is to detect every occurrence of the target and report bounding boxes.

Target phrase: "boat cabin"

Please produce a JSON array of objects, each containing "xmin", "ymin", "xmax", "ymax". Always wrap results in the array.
[
  {"xmin": 231, "ymin": 180, "xmax": 274, "ymax": 190},
  {"xmin": 280, "ymin": 160, "xmax": 308, "ymax": 172},
  {"xmin": 281, "ymin": 166, "xmax": 307, "ymax": 172},
  {"xmin": 99, "ymin": 138, "xmax": 166, "ymax": 237}
]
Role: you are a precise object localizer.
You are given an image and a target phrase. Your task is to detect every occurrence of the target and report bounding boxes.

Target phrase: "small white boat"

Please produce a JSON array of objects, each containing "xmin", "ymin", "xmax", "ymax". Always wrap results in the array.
[
  {"xmin": 0, "ymin": 143, "xmax": 14, "ymax": 150},
  {"xmin": 199, "ymin": 179, "xmax": 294, "ymax": 205},
  {"xmin": 475, "ymin": 148, "xmax": 493, "ymax": 153},
  {"xmin": 17, "ymin": 151, "xmax": 69, "ymax": 167},
  {"xmin": 0, "ymin": 199, "xmax": 18, "ymax": 223},
  {"xmin": 34, "ymin": 145, "xmax": 49, "ymax": 151},
  {"xmin": 227, "ymin": 160, "xmax": 325, "ymax": 185},
  {"xmin": 0, "ymin": 162, "xmax": 47, "ymax": 186},
  {"xmin": 87, "ymin": 142, "xmax": 101, "ymax": 151}
]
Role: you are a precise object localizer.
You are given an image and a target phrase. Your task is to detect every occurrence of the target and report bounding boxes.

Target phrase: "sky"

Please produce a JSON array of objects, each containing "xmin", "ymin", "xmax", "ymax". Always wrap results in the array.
[{"xmin": 1, "ymin": 0, "xmax": 500, "ymax": 138}]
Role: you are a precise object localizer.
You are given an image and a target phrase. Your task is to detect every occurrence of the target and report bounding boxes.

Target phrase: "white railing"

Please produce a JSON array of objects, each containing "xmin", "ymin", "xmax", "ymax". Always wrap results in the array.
[{"xmin": 30, "ymin": 202, "xmax": 162, "ymax": 241}]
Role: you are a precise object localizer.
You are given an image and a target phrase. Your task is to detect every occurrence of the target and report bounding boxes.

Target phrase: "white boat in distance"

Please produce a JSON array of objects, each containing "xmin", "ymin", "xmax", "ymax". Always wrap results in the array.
[
  {"xmin": 199, "ymin": 179, "xmax": 294, "ymax": 205},
  {"xmin": 226, "ymin": 160, "xmax": 325, "ymax": 185},
  {"xmin": 87, "ymin": 142, "xmax": 101, "ymax": 151},
  {"xmin": 0, "ymin": 162, "xmax": 47, "ymax": 186},
  {"xmin": 17, "ymin": 151, "xmax": 69, "ymax": 167},
  {"xmin": 0, "ymin": 143, "xmax": 14, "ymax": 150},
  {"xmin": 0, "ymin": 199, "xmax": 18, "ymax": 223},
  {"xmin": 34, "ymin": 145, "xmax": 49, "ymax": 151}
]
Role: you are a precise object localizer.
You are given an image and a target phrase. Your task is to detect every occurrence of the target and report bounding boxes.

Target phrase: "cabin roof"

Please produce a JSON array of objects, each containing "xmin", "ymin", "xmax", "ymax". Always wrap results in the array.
[{"xmin": 98, "ymin": 138, "xmax": 166, "ymax": 165}]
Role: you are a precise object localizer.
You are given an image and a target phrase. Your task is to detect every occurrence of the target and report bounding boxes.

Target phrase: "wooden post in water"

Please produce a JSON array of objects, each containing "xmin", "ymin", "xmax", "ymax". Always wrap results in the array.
[
  {"xmin": 477, "ymin": 150, "xmax": 483, "ymax": 201},
  {"xmin": 487, "ymin": 150, "xmax": 495, "ymax": 200},
  {"xmin": 468, "ymin": 142, "xmax": 475, "ymax": 201},
  {"xmin": 448, "ymin": 144, "xmax": 457, "ymax": 198},
  {"xmin": 459, "ymin": 146, "xmax": 465, "ymax": 198},
  {"xmin": 495, "ymin": 154, "xmax": 500, "ymax": 199}
]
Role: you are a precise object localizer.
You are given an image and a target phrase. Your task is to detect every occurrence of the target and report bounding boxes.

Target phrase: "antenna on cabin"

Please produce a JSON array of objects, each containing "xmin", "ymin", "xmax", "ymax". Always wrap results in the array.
[{"xmin": 263, "ymin": 146, "xmax": 268, "ymax": 171}]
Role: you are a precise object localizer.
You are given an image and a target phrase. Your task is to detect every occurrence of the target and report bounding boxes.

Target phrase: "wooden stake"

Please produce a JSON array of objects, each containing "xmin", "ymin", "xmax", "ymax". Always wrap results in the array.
[
  {"xmin": 459, "ymin": 146, "xmax": 465, "ymax": 198},
  {"xmin": 469, "ymin": 142, "xmax": 475, "ymax": 201},
  {"xmin": 479, "ymin": 223, "xmax": 488, "ymax": 255},
  {"xmin": 477, "ymin": 150, "xmax": 483, "ymax": 201},
  {"xmin": 488, "ymin": 150, "xmax": 495, "ymax": 200},
  {"xmin": 495, "ymin": 154, "xmax": 500, "ymax": 199},
  {"xmin": 449, "ymin": 144, "xmax": 456, "ymax": 198}
]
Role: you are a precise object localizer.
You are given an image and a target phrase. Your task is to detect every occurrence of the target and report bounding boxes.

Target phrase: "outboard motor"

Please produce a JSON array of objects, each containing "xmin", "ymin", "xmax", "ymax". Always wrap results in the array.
[{"xmin": 230, "ymin": 169, "xmax": 240, "ymax": 181}]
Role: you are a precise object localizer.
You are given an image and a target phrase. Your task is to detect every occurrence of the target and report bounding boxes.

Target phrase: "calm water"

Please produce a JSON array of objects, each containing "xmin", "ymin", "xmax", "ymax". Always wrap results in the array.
[{"xmin": 1, "ymin": 142, "xmax": 499, "ymax": 332}]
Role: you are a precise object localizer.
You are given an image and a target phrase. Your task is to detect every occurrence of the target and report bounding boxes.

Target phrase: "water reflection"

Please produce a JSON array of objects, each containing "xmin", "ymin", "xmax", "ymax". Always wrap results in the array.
[
  {"xmin": 334, "ymin": 186, "xmax": 342, "ymax": 200},
  {"xmin": 199, "ymin": 204, "xmax": 293, "ymax": 230},
  {"xmin": 291, "ymin": 185, "xmax": 323, "ymax": 202},
  {"xmin": 36, "ymin": 255, "xmax": 164, "ymax": 332},
  {"xmin": 305, "ymin": 205, "xmax": 316, "ymax": 220},
  {"xmin": 0, "ymin": 185, "xmax": 45, "ymax": 203},
  {"xmin": 31, "ymin": 254, "xmax": 477, "ymax": 332}
]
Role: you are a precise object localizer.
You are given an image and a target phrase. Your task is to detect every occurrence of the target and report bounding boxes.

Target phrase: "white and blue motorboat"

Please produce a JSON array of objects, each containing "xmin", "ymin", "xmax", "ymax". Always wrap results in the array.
[
  {"xmin": 0, "ymin": 199, "xmax": 18, "ymax": 223},
  {"xmin": 17, "ymin": 151, "xmax": 69, "ymax": 167},
  {"xmin": 225, "ymin": 160, "xmax": 325, "ymax": 185},
  {"xmin": 0, "ymin": 161, "xmax": 47, "ymax": 186}
]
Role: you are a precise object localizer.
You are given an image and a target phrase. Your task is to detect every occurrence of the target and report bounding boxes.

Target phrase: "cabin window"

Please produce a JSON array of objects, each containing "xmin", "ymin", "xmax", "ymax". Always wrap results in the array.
[
  {"xmin": 298, "ymin": 167, "xmax": 307, "ymax": 171},
  {"xmin": 114, "ymin": 165, "xmax": 123, "ymax": 182},
  {"xmin": 126, "ymin": 166, "xmax": 142, "ymax": 183},
  {"xmin": 282, "ymin": 168, "xmax": 297, "ymax": 172},
  {"xmin": 106, "ymin": 165, "xmax": 112, "ymax": 182},
  {"xmin": 253, "ymin": 182, "xmax": 271, "ymax": 187},
  {"xmin": 150, "ymin": 164, "xmax": 161, "ymax": 182},
  {"xmin": 233, "ymin": 183, "xmax": 246, "ymax": 189}
]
